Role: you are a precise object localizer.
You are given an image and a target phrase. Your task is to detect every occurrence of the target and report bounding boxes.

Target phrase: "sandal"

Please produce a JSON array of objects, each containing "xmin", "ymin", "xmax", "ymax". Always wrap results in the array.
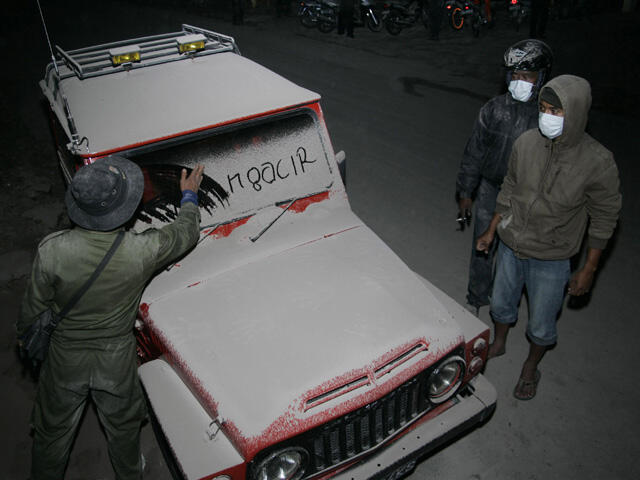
[{"xmin": 513, "ymin": 370, "xmax": 541, "ymax": 401}]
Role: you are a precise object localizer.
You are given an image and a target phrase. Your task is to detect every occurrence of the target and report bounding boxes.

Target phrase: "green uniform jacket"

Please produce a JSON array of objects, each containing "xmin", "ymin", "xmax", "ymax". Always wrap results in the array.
[
  {"xmin": 495, "ymin": 75, "xmax": 621, "ymax": 260},
  {"xmin": 17, "ymin": 202, "xmax": 201, "ymax": 344}
]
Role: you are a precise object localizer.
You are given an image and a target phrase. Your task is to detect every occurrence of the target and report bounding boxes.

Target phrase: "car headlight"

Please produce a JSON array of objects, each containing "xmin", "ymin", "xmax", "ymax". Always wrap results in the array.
[
  {"xmin": 255, "ymin": 448, "xmax": 309, "ymax": 480},
  {"xmin": 427, "ymin": 356, "xmax": 465, "ymax": 404}
]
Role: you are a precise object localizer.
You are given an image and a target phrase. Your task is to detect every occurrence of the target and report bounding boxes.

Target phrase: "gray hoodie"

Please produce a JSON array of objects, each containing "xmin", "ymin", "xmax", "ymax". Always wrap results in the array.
[{"xmin": 495, "ymin": 75, "xmax": 621, "ymax": 260}]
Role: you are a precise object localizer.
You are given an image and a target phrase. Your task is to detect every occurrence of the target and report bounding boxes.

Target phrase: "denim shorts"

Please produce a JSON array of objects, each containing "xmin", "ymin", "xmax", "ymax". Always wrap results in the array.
[{"xmin": 490, "ymin": 241, "xmax": 570, "ymax": 346}]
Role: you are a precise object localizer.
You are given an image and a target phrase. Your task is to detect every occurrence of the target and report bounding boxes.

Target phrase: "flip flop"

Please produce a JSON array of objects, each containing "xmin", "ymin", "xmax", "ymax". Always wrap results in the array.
[{"xmin": 513, "ymin": 370, "xmax": 541, "ymax": 401}]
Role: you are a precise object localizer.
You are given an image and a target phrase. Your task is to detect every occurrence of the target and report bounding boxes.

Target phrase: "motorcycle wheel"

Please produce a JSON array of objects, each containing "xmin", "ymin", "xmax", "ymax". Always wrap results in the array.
[
  {"xmin": 366, "ymin": 13, "xmax": 384, "ymax": 32},
  {"xmin": 385, "ymin": 14, "xmax": 402, "ymax": 35},
  {"xmin": 451, "ymin": 7, "xmax": 464, "ymax": 30},
  {"xmin": 299, "ymin": 11, "xmax": 316, "ymax": 28},
  {"xmin": 318, "ymin": 21, "xmax": 335, "ymax": 33}
]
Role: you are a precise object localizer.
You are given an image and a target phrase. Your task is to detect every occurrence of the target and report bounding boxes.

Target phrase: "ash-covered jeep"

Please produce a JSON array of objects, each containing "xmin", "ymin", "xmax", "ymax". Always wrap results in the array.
[{"xmin": 41, "ymin": 25, "xmax": 496, "ymax": 480}]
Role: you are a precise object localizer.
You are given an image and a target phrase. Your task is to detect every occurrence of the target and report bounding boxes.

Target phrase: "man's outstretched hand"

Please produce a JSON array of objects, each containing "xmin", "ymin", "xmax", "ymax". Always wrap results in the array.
[{"xmin": 180, "ymin": 164, "xmax": 205, "ymax": 192}]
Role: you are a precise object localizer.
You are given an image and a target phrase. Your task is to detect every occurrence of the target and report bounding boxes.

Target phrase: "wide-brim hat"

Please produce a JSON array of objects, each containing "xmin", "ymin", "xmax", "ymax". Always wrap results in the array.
[{"xmin": 65, "ymin": 155, "xmax": 144, "ymax": 231}]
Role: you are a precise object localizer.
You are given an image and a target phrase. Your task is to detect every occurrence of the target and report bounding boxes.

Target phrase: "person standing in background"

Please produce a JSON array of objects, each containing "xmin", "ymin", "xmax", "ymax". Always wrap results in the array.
[{"xmin": 456, "ymin": 39, "xmax": 553, "ymax": 314}]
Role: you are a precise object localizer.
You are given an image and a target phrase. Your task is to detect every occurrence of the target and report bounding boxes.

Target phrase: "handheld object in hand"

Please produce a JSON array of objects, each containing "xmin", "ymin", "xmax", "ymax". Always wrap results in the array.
[{"xmin": 457, "ymin": 209, "xmax": 472, "ymax": 231}]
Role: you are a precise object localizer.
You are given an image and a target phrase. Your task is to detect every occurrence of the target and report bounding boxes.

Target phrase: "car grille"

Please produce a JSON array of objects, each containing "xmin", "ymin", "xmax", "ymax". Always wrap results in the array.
[
  {"xmin": 309, "ymin": 374, "xmax": 426, "ymax": 472},
  {"xmin": 249, "ymin": 349, "xmax": 464, "ymax": 480}
]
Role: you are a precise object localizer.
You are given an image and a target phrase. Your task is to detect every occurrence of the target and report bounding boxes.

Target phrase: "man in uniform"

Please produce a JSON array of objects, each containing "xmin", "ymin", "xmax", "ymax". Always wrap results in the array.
[
  {"xmin": 476, "ymin": 75, "xmax": 621, "ymax": 400},
  {"xmin": 18, "ymin": 156, "xmax": 204, "ymax": 479},
  {"xmin": 456, "ymin": 39, "xmax": 553, "ymax": 314}
]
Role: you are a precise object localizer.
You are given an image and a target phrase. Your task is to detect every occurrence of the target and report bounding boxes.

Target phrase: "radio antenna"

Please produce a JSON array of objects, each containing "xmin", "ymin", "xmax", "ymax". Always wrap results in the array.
[
  {"xmin": 35, "ymin": 0, "xmax": 82, "ymax": 149},
  {"xmin": 36, "ymin": 0, "xmax": 59, "ymax": 76}
]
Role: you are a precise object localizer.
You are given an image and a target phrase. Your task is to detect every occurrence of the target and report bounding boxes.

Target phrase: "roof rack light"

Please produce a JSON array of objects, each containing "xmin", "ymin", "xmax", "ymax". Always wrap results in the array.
[
  {"xmin": 177, "ymin": 34, "xmax": 206, "ymax": 53},
  {"xmin": 109, "ymin": 45, "xmax": 141, "ymax": 66}
]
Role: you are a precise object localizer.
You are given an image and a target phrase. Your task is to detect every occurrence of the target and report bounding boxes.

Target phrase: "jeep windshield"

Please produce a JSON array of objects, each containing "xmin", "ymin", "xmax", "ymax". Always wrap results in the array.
[{"xmin": 128, "ymin": 110, "xmax": 334, "ymax": 230}]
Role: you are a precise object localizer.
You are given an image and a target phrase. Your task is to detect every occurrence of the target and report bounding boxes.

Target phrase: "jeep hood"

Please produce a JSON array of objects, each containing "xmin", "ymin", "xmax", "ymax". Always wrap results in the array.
[{"xmin": 142, "ymin": 222, "xmax": 464, "ymax": 457}]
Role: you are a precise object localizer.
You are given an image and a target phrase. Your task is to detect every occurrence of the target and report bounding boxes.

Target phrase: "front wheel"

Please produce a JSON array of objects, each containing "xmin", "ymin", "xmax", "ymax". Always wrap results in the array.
[
  {"xmin": 366, "ymin": 12, "xmax": 384, "ymax": 32},
  {"xmin": 299, "ymin": 10, "xmax": 316, "ymax": 28},
  {"xmin": 451, "ymin": 7, "xmax": 464, "ymax": 30},
  {"xmin": 385, "ymin": 14, "xmax": 403, "ymax": 35},
  {"xmin": 318, "ymin": 20, "xmax": 335, "ymax": 33}
]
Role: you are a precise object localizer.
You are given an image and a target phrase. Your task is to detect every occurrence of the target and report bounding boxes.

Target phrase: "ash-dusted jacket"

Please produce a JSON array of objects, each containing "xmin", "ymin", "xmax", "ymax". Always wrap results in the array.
[
  {"xmin": 456, "ymin": 92, "xmax": 539, "ymax": 198},
  {"xmin": 495, "ymin": 75, "xmax": 621, "ymax": 260},
  {"xmin": 17, "ymin": 202, "xmax": 200, "ymax": 342}
]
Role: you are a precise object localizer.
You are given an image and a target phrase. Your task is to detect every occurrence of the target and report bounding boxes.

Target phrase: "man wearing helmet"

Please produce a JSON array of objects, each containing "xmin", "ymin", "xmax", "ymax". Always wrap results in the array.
[
  {"xmin": 476, "ymin": 75, "xmax": 621, "ymax": 400},
  {"xmin": 456, "ymin": 39, "xmax": 553, "ymax": 314},
  {"xmin": 18, "ymin": 157, "xmax": 205, "ymax": 479}
]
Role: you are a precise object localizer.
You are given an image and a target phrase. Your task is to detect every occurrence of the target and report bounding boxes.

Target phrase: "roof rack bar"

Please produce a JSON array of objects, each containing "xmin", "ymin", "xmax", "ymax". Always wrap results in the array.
[
  {"xmin": 64, "ymin": 31, "xmax": 183, "ymax": 56},
  {"xmin": 55, "ymin": 45, "xmax": 85, "ymax": 79},
  {"xmin": 57, "ymin": 45, "xmax": 237, "ymax": 81},
  {"xmin": 70, "ymin": 37, "xmax": 186, "ymax": 64},
  {"xmin": 72, "ymin": 44, "xmax": 179, "ymax": 68},
  {"xmin": 53, "ymin": 25, "xmax": 240, "ymax": 80},
  {"xmin": 182, "ymin": 24, "xmax": 240, "ymax": 54}
]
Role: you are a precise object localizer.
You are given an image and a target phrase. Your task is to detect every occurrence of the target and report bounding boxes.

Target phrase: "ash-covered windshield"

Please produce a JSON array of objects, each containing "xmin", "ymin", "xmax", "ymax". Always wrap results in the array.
[{"xmin": 128, "ymin": 111, "xmax": 333, "ymax": 229}]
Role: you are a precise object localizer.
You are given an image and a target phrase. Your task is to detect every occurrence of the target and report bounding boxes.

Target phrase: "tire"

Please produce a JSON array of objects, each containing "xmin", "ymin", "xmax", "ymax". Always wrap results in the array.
[
  {"xmin": 318, "ymin": 20, "xmax": 335, "ymax": 33},
  {"xmin": 451, "ymin": 7, "xmax": 463, "ymax": 30},
  {"xmin": 366, "ymin": 13, "xmax": 384, "ymax": 32},
  {"xmin": 299, "ymin": 10, "xmax": 316, "ymax": 28},
  {"xmin": 385, "ymin": 14, "xmax": 403, "ymax": 35}
]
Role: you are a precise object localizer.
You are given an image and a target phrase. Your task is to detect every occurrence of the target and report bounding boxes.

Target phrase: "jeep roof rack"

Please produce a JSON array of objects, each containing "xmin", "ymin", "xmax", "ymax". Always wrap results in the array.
[{"xmin": 51, "ymin": 24, "xmax": 240, "ymax": 81}]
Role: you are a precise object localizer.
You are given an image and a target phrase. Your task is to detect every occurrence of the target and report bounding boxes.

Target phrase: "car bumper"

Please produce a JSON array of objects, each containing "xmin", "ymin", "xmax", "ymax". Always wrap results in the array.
[{"xmin": 332, "ymin": 373, "xmax": 496, "ymax": 480}]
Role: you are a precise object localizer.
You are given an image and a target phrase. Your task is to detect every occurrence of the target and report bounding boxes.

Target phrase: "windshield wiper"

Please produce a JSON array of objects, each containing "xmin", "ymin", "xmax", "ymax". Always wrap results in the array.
[{"xmin": 249, "ymin": 198, "xmax": 298, "ymax": 243}]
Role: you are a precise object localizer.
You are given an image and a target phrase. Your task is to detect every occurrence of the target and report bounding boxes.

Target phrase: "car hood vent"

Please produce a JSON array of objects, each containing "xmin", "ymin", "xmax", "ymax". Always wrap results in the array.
[
  {"xmin": 304, "ymin": 376, "xmax": 370, "ymax": 411},
  {"xmin": 303, "ymin": 342, "xmax": 429, "ymax": 412},
  {"xmin": 375, "ymin": 343, "xmax": 428, "ymax": 379}
]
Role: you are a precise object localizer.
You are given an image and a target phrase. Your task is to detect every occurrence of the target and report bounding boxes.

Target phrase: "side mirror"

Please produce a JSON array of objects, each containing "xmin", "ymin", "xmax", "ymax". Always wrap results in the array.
[{"xmin": 335, "ymin": 150, "xmax": 346, "ymax": 187}]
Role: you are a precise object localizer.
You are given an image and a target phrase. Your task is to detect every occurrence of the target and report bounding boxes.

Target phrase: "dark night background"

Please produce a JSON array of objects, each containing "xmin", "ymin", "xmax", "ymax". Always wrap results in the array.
[{"xmin": 1, "ymin": 1, "xmax": 639, "ymax": 479}]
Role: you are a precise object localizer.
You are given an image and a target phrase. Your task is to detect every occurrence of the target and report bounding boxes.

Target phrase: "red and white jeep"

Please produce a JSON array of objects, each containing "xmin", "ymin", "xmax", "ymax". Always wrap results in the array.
[{"xmin": 41, "ymin": 25, "xmax": 496, "ymax": 480}]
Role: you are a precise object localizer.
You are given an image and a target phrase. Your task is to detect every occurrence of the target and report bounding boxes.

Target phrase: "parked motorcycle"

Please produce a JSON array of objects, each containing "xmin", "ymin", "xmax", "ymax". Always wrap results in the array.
[
  {"xmin": 361, "ymin": 0, "xmax": 385, "ymax": 32},
  {"xmin": 314, "ymin": 0, "xmax": 385, "ymax": 34},
  {"xmin": 383, "ymin": 0, "xmax": 430, "ymax": 35},
  {"xmin": 298, "ymin": 1, "xmax": 323, "ymax": 28},
  {"xmin": 317, "ymin": 0, "xmax": 339, "ymax": 33},
  {"xmin": 444, "ymin": 0, "xmax": 484, "ymax": 37},
  {"xmin": 296, "ymin": 0, "xmax": 339, "ymax": 32}
]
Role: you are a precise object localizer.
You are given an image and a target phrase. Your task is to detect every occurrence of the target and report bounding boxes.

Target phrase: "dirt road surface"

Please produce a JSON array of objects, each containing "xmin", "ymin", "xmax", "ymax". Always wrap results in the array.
[{"xmin": 1, "ymin": 1, "xmax": 638, "ymax": 479}]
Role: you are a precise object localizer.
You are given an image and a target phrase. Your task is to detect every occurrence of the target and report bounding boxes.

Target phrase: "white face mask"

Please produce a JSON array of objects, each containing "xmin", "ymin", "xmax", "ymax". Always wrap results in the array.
[
  {"xmin": 508, "ymin": 79, "xmax": 534, "ymax": 102},
  {"xmin": 538, "ymin": 112, "xmax": 564, "ymax": 139}
]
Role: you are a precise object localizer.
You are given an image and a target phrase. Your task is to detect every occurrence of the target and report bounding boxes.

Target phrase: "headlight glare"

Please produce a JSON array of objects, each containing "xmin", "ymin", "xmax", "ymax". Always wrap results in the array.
[
  {"xmin": 427, "ymin": 356, "xmax": 465, "ymax": 403},
  {"xmin": 256, "ymin": 448, "xmax": 308, "ymax": 480}
]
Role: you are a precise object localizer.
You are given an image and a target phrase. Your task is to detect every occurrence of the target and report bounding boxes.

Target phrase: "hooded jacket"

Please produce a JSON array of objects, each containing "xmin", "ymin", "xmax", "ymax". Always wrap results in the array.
[{"xmin": 495, "ymin": 75, "xmax": 621, "ymax": 260}]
